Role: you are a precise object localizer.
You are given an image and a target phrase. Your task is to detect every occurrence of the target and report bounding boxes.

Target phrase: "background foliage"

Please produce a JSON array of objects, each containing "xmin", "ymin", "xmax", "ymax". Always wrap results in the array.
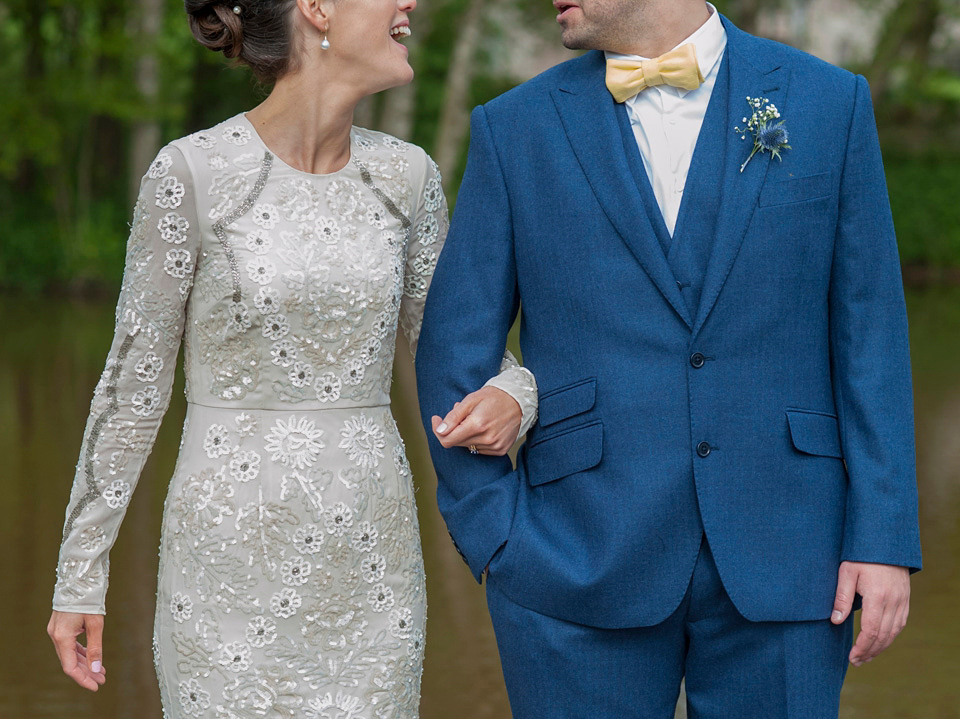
[{"xmin": 1, "ymin": 0, "xmax": 958, "ymax": 293}]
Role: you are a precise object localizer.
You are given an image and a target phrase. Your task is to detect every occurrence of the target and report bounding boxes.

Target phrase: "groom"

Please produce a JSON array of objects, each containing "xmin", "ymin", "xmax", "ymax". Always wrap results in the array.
[{"xmin": 415, "ymin": 0, "xmax": 922, "ymax": 715}]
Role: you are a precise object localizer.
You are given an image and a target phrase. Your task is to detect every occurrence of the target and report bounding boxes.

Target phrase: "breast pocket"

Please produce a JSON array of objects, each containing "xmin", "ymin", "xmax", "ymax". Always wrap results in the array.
[{"xmin": 759, "ymin": 172, "xmax": 833, "ymax": 208}]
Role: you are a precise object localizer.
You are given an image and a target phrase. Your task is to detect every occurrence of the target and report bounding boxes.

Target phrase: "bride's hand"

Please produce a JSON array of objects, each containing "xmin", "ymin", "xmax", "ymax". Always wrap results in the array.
[
  {"xmin": 431, "ymin": 386, "xmax": 522, "ymax": 456},
  {"xmin": 47, "ymin": 611, "xmax": 107, "ymax": 691}
]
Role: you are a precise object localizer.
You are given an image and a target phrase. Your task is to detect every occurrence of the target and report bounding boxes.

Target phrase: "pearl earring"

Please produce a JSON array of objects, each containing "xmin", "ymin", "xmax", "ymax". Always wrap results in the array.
[{"xmin": 321, "ymin": 33, "xmax": 330, "ymax": 50}]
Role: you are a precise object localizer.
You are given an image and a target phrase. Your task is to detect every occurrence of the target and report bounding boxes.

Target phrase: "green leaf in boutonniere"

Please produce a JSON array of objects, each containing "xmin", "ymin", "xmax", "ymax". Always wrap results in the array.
[{"xmin": 735, "ymin": 96, "xmax": 791, "ymax": 173}]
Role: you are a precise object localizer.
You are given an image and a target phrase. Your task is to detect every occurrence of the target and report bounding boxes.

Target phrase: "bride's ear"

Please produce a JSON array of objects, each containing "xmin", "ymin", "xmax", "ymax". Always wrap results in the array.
[{"xmin": 295, "ymin": 0, "xmax": 331, "ymax": 34}]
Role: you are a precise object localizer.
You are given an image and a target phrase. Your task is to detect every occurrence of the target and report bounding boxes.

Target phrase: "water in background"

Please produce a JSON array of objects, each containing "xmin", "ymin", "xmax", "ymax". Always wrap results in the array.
[{"xmin": 0, "ymin": 290, "xmax": 957, "ymax": 719}]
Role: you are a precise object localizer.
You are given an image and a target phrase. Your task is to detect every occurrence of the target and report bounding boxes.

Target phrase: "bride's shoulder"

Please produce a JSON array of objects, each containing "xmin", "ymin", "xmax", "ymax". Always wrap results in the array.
[
  {"xmin": 160, "ymin": 114, "xmax": 259, "ymax": 171},
  {"xmin": 350, "ymin": 126, "xmax": 418, "ymax": 155},
  {"xmin": 350, "ymin": 126, "xmax": 435, "ymax": 178}
]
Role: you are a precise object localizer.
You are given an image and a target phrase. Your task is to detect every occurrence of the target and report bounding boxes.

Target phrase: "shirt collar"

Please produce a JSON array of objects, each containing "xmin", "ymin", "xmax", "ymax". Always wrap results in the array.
[{"xmin": 605, "ymin": 3, "xmax": 727, "ymax": 98}]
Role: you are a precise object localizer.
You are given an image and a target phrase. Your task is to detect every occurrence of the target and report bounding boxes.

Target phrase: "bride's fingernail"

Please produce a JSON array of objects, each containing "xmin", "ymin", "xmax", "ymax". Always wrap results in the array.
[
  {"xmin": 91, "ymin": 661, "xmax": 102, "ymax": 673},
  {"xmin": 437, "ymin": 423, "xmax": 448, "ymax": 433}
]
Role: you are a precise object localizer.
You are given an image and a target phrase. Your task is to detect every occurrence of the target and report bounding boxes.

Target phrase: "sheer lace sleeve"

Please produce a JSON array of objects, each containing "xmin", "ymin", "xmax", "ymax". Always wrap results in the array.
[
  {"xmin": 482, "ymin": 351, "xmax": 538, "ymax": 436},
  {"xmin": 53, "ymin": 144, "xmax": 199, "ymax": 614},
  {"xmin": 400, "ymin": 153, "xmax": 538, "ymax": 436}
]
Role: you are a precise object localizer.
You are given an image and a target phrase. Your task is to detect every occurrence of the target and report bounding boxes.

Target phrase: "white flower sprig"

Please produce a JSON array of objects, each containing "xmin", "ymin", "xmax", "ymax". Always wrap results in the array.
[{"xmin": 735, "ymin": 96, "xmax": 791, "ymax": 173}]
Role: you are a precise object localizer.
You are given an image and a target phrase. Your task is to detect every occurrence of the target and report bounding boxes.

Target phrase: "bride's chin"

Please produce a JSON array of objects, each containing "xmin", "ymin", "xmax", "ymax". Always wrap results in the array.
[{"xmin": 387, "ymin": 60, "xmax": 415, "ymax": 87}]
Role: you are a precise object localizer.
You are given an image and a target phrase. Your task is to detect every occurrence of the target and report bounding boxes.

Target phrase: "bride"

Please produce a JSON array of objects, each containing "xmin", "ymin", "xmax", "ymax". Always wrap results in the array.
[{"xmin": 47, "ymin": 0, "xmax": 537, "ymax": 716}]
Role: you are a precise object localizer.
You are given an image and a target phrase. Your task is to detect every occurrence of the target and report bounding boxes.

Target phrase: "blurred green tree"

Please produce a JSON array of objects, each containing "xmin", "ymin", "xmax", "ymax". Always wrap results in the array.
[{"xmin": 0, "ymin": 0, "xmax": 957, "ymax": 293}]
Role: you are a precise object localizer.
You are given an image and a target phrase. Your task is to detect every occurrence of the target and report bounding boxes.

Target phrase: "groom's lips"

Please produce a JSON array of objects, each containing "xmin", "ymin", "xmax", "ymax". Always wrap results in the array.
[{"xmin": 554, "ymin": 1, "xmax": 579, "ymax": 22}]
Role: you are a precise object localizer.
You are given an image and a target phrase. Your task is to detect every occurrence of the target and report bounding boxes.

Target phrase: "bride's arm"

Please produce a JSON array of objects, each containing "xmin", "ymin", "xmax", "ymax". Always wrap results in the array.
[
  {"xmin": 398, "ymin": 150, "xmax": 537, "ymax": 455},
  {"xmin": 49, "ymin": 143, "xmax": 200, "ymax": 689}
]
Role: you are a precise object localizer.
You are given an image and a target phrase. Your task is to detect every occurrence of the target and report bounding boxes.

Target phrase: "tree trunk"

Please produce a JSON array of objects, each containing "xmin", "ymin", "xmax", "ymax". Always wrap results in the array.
[
  {"xmin": 866, "ymin": 0, "xmax": 942, "ymax": 102},
  {"xmin": 432, "ymin": 0, "xmax": 488, "ymax": 187},
  {"xmin": 726, "ymin": 0, "xmax": 762, "ymax": 34},
  {"xmin": 378, "ymin": 82, "xmax": 417, "ymax": 142},
  {"xmin": 907, "ymin": 0, "xmax": 941, "ymax": 90},
  {"xmin": 18, "ymin": 2, "xmax": 50, "ymax": 214},
  {"xmin": 128, "ymin": 0, "xmax": 164, "ymax": 204}
]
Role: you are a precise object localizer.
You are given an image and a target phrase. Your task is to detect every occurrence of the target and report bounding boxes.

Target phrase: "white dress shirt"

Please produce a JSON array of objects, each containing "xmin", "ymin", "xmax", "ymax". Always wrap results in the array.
[{"xmin": 605, "ymin": 6, "xmax": 727, "ymax": 236}]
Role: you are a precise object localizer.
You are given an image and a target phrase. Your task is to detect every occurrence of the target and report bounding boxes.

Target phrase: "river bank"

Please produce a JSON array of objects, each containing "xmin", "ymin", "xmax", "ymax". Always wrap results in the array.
[{"xmin": 2, "ymin": 262, "xmax": 958, "ymax": 302}]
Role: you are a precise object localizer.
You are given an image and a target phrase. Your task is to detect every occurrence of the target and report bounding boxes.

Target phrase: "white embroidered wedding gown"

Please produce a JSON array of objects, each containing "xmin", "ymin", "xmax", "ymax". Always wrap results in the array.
[{"xmin": 52, "ymin": 114, "xmax": 537, "ymax": 719}]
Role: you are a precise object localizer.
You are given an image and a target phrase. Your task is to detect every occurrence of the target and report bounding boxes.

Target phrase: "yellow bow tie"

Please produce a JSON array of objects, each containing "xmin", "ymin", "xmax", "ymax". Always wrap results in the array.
[{"xmin": 606, "ymin": 44, "xmax": 705, "ymax": 103}]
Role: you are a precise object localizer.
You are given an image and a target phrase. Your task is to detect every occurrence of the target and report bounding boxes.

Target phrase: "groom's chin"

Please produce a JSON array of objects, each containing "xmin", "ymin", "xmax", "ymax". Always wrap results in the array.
[
  {"xmin": 559, "ymin": 25, "xmax": 602, "ymax": 51},
  {"xmin": 560, "ymin": 32, "xmax": 591, "ymax": 50}
]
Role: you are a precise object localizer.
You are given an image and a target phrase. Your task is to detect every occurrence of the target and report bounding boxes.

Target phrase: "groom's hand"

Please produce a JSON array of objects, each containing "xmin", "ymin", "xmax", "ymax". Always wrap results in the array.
[
  {"xmin": 831, "ymin": 561, "xmax": 910, "ymax": 667},
  {"xmin": 432, "ymin": 387, "xmax": 522, "ymax": 456}
]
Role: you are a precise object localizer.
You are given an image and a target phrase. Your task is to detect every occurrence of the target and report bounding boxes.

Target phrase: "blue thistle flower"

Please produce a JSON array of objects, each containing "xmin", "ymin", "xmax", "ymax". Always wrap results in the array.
[
  {"xmin": 739, "ymin": 112, "xmax": 792, "ymax": 173},
  {"xmin": 757, "ymin": 123, "xmax": 789, "ymax": 153}
]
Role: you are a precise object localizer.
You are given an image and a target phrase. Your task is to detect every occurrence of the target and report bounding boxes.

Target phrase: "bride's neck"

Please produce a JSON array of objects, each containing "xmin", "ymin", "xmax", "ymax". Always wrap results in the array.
[{"xmin": 246, "ymin": 73, "xmax": 358, "ymax": 175}]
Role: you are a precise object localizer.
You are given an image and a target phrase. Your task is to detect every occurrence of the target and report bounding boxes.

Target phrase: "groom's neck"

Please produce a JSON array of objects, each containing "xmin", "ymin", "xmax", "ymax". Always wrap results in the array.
[{"xmin": 609, "ymin": 0, "xmax": 711, "ymax": 57}]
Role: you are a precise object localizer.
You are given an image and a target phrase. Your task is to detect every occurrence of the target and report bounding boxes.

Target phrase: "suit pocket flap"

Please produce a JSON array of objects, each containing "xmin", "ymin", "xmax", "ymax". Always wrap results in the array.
[
  {"xmin": 759, "ymin": 172, "xmax": 832, "ymax": 207},
  {"xmin": 526, "ymin": 421, "xmax": 603, "ymax": 486},
  {"xmin": 538, "ymin": 378, "xmax": 597, "ymax": 427},
  {"xmin": 786, "ymin": 410, "xmax": 843, "ymax": 458}
]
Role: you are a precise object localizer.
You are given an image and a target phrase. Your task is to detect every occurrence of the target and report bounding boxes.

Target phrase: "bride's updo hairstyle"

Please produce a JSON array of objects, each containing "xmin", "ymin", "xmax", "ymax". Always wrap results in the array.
[{"xmin": 185, "ymin": 0, "xmax": 300, "ymax": 84}]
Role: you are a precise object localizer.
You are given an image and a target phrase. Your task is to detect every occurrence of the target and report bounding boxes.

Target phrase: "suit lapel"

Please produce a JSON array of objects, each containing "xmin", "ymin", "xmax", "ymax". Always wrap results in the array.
[
  {"xmin": 693, "ymin": 19, "xmax": 792, "ymax": 336},
  {"xmin": 551, "ymin": 51, "xmax": 693, "ymax": 329}
]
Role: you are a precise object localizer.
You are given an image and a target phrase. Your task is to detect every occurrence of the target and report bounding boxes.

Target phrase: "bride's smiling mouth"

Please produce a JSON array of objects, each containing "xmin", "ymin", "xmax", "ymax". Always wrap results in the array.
[{"xmin": 390, "ymin": 22, "xmax": 412, "ymax": 46}]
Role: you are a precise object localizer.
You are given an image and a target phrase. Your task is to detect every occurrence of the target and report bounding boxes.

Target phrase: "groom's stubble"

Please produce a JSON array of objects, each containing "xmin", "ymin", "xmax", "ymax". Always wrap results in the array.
[
  {"xmin": 558, "ymin": 0, "xmax": 709, "ymax": 57},
  {"xmin": 559, "ymin": 0, "xmax": 649, "ymax": 52}
]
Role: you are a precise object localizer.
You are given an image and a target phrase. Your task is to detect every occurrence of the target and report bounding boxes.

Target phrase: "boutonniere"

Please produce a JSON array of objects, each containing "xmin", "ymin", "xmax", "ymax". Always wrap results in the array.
[{"xmin": 735, "ymin": 96, "xmax": 791, "ymax": 173}]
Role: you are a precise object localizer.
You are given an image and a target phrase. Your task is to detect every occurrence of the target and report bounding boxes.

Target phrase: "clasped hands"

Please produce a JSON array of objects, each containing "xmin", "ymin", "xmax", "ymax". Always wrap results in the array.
[{"xmin": 430, "ymin": 385, "xmax": 523, "ymax": 456}]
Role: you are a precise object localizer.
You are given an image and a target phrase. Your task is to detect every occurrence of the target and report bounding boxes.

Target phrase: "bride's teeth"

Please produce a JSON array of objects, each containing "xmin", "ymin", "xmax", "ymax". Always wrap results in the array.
[{"xmin": 390, "ymin": 26, "xmax": 411, "ymax": 38}]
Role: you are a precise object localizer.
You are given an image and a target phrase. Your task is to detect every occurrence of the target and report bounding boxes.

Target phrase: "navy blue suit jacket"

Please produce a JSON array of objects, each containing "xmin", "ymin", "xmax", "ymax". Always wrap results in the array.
[{"xmin": 415, "ymin": 18, "xmax": 922, "ymax": 628}]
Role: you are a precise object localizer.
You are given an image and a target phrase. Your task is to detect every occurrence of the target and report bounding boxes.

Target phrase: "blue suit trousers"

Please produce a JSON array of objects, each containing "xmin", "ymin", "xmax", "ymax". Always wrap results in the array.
[{"xmin": 486, "ymin": 539, "xmax": 854, "ymax": 719}]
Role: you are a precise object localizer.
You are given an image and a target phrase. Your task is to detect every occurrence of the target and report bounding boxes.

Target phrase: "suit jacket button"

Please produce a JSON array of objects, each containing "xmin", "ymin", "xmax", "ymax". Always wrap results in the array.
[
  {"xmin": 690, "ymin": 352, "xmax": 706, "ymax": 369},
  {"xmin": 448, "ymin": 531, "xmax": 468, "ymax": 564},
  {"xmin": 697, "ymin": 441, "xmax": 712, "ymax": 458}
]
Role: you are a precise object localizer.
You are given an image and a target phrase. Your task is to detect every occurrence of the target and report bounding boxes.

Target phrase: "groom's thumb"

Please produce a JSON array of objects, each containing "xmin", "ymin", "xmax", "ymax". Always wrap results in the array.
[{"xmin": 832, "ymin": 561, "xmax": 857, "ymax": 624}]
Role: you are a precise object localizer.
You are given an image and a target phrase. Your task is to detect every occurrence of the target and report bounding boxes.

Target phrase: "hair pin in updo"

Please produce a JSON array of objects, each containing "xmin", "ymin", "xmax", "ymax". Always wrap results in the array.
[{"xmin": 232, "ymin": 4, "xmax": 242, "ymax": 14}]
